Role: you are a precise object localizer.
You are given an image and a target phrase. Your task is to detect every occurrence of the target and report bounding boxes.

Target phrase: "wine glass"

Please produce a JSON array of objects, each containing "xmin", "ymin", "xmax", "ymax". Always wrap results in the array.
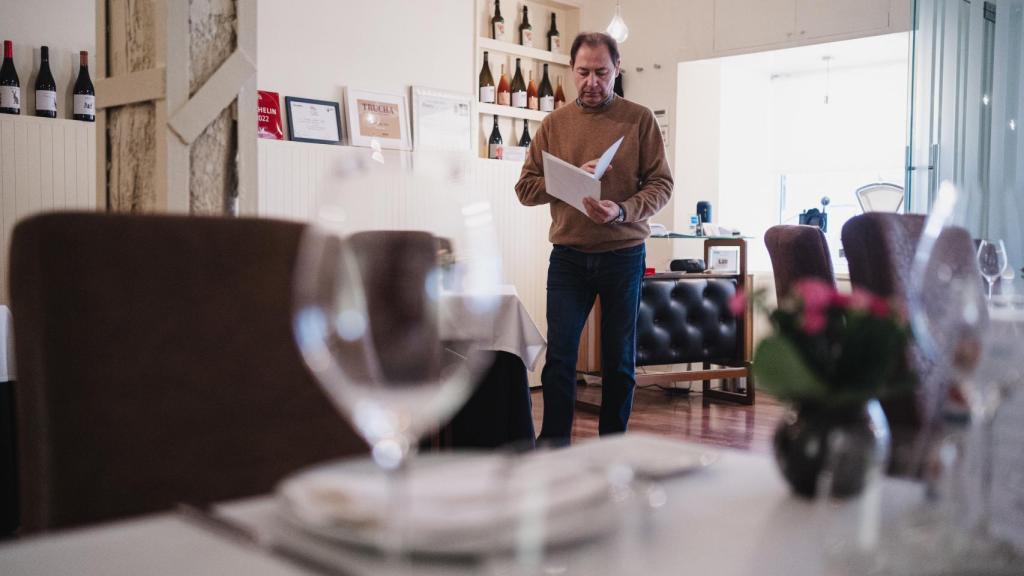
[
  {"xmin": 291, "ymin": 147, "xmax": 502, "ymax": 554},
  {"xmin": 976, "ymin": 239, "xmax": 1008, "ymax": 299}
]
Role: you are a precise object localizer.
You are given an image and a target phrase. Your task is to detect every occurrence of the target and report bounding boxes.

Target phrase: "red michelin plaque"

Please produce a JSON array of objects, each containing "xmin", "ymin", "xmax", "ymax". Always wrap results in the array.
[{"xmin": 257, "ymin": 90, "xmax": 284, "ymax": 140}]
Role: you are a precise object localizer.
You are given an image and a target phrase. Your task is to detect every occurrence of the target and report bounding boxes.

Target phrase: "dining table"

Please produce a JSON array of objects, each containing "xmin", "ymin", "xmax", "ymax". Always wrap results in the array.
[{"xmin": 1, "ymin": 437, "xmax": 957, "ymax": 576}]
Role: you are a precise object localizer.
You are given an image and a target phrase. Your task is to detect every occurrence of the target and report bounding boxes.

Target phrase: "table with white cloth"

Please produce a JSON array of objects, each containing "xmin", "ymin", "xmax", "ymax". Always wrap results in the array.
[
  {"xmin": 0, "ymin": 306, "xmax": 16, "ymax": 536},
  {"xmin": 440, "ymin": 285, "xmax": 546, "ymax": 449},
  {"xmin": 0, "ymin": 441, "xmax": 940, "ymax": 576}
]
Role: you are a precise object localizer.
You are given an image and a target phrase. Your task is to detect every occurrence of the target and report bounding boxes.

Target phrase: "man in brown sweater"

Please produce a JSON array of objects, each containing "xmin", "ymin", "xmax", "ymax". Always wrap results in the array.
[{"xmin": 515, "ymin": 32, "xmax": 673, "ymax": 444}]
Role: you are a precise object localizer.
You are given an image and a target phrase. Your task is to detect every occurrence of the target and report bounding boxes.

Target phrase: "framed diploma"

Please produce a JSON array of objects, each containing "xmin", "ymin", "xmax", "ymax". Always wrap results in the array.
[
  {"xmin": 346, "ymin": 88, "xmax": 411, "ymax": 151},
  {"xmin": 411, "ymin": 86, "xmax": 472, "ymax": 152},
  {"xmin": 284, "ymin": 96, "xmax": 343, "ymax": 145}
]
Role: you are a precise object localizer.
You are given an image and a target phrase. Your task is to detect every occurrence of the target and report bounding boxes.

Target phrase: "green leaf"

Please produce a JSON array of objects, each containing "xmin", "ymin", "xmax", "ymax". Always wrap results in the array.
[{"xmin": 752, "ymin": 336, "xmax": 830, "ymax": 402}]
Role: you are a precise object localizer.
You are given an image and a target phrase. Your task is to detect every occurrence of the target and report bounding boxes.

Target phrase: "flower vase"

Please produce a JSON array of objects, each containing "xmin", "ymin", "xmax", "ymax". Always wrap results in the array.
[{"xmin": 773, "ymin": 399, "xmax": 891, "ymax": 498}]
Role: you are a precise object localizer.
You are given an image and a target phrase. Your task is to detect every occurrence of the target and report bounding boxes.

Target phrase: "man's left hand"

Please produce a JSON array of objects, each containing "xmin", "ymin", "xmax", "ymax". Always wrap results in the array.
[{"xmin": 583, "ymin": 197, "xmax": 621, "ymax": 224}]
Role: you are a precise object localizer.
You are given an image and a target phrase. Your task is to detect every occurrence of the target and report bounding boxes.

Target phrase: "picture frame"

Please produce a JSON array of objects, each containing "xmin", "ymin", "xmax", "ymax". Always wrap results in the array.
[
  {"xmin": 345, "ymin": 88, "xmax": 411, "ymax": 150},
  {"xmin": 284, "ymin": 96, "xmax": 344, "ymax": 145},
  {"xmin": 707, "ymin": 245, "xmax": 741, "ymax": 275},
  {"xmin": 410, "ymin": 86, "xmax": 472, "ymax": 152}
]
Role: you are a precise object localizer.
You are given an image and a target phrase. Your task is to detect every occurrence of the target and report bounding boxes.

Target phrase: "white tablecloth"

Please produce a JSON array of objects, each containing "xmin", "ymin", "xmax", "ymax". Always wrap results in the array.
[
  {"xmin": 444, "ymin": 285, "xmax": 545, "ymax": 371},
  {"xmin": 0, "ymin": 306, "xmax": 13, "ymax": 382}
]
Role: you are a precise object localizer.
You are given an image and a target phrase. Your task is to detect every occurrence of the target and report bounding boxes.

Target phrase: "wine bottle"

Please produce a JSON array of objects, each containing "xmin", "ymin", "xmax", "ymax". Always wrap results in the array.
[
  {"xmin": 491, "ymin": 0, "xmax": 505, "ymax": 41},
  {"xmin": 526, "ymin": 70, "xmax": 538, "ymax": 111},
  {"xmin": 73, "ymin": 51, "xmax": 95, "ymax": 122},
  {"xmin": 510, "ymin": 58, "xmax": 526, "ymax": 109},
  {"xmin": 487, "ymin": 114, "xmax": 502, "ymax": 159},
  {"xmin": 0, "ymin": 41, "xmax": 21, "ymax": 115},
  {"xmin": 519, "ymin": 5, "xmax": 533, "ymax": 48},
  {"xmin": 34, "ymin": 46, "xmax": 57, "ymax": 118},
  {"xmin": 539, "ymin": 64, "xmax": 554, "ymax": 112},
  {"xmin": 548, "ymin": 13, "xmax": 561, "ymax": 53},
  {"xmin": 554, "ymin": 75, "xmax": 566, "ymax": 109},
  {"xmin": 497, "ymin": 64, "xmax": 511, "ymax": 106},
  {"xmin": 518, "ymin": 119, "xmax": 531, "ymax": 148},
  {"xmin": 479, "ymin": 51, "xmax": 495, "ymax": 104}
]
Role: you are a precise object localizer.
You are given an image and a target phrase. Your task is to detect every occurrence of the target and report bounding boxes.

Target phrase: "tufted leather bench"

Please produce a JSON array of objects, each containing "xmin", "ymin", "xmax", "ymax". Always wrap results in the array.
[
  {"xmin": 637, "ymin": 276, "xmax": 741, "ymax": 367},
  {"xmin": 632, "ymin": 272, "xmax": 752, "ymax": 403}
]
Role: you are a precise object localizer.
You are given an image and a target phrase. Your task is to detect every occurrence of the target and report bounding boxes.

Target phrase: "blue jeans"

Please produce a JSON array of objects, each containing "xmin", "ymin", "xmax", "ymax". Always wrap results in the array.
[{"xmin": 538, "ymin": 243, "xmax": 646, "ymax": 444}]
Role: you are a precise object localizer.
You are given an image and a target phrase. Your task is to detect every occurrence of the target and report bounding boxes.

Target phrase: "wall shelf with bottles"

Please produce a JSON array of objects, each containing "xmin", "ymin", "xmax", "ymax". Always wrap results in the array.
[
  {"xmin": 478, "ymin": 102, "xmax": 548, "ymax": 123},
  {"xmin": 474, "ymin": 0, "xmax": 580, "ymax": 160},
  {"xmin": 477, "ymin": 37, "xmax": 570, "ymax": 66}
]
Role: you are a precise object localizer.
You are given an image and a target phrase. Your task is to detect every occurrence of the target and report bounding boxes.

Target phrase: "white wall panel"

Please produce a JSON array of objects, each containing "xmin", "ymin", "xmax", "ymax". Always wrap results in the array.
[
  {"xmin": 0, "ymin": 115, "xmax": 97, "ymax": 304},
  {"xmin": 257, "ymin": 139, "xmax": 552, "ymax": 382}
]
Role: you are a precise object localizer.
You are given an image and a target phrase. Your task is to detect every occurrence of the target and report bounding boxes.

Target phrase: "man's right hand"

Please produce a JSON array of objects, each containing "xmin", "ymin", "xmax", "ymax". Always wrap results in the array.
[{"xmin": 580, "ymin": 159, "xmax": 612, "ymax": 177}]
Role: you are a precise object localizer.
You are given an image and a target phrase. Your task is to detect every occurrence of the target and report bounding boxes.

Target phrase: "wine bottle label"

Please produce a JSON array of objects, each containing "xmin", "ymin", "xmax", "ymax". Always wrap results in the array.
[
  {"xmin": 0, "ymin": 86, "xmax": 21, "ymax": 110},
  {"xmin": 494, "ymin": 22, "xmax": 506, "ymax": 41},
  {"xmin": 489, "ymin": 143, "xmax": 503, "ymax": 160},
  {"xmin": 511, "ymin": 91, "xmax": 527, "ymax": 108},
  {"xmin": 540, "ymin": 96, "xmax": 554, "ymax": 112},
  {"xmin": 36, "ymin": 90, "xmax": 57, "ymax": 112},
  {"xmin": 551, "ymin": 36, "xmax": 562, "ymax": 53},
  {"xmin": 497, "ymin": 91, "xmax": 510, "ymax": 106},
  {"xmin": 528, "ymin": 95, "xmax": 538, "ymax": 110},
  {"xmin": 479, "ymin": 86, "xmax": 495, "ymax": 103},
  {"xmin": 74, "ymin": 94, "xmax": 95, "ymax": 116},
  {"xmin": 521, "ymin": 30, "xmax": 533, "ymax": 48}
]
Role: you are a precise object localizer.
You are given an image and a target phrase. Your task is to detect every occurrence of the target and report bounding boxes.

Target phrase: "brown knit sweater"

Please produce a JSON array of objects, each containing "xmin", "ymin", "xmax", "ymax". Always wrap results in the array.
[{"xmin": 515, "ymin": 95, "xmax": 673, "ymax": 253}]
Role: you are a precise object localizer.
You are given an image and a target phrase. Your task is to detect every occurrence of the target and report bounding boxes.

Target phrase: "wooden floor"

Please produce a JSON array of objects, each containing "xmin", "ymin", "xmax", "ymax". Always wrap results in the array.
[{"xmin": 531, "ymin": 383, "xmax": 787, "ymax": 454}]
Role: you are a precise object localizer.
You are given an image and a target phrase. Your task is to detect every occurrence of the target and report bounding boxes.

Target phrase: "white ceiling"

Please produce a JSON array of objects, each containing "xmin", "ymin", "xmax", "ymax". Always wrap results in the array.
[{"xmin": 719, "ymin": 32, "xmax": 911, "ymax": 77}]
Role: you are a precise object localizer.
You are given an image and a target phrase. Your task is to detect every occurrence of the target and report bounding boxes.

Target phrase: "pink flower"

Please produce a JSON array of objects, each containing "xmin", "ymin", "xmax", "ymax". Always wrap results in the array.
[
  {"xmin": 846, "ymin": 289, "xmax": 874, "ymax": 312},
  {"xmin": 869, "ymin": 298, "xmax": 890, "ymax": 318},
  {"xmin": 794, "ymin": 278, "xmax": 834, "ymax": 315},
  {"xmin": 802, "ymin": 310, "xmax": 827, "ymax": 334},
  {"xmin": 729, "ymin": 290, "xmax": 747, "ymax": 317}
]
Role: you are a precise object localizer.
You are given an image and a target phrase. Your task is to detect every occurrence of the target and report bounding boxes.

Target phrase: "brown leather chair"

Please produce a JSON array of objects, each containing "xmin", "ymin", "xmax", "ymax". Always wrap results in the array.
[
  {"xmin": 764, "ymin": 225, "xmax": 836, "ymax": 300},
  {"xmin": 841, "ymin": 213, "xmax": 976, "ymax": 475},
  {"xmin": 8, "ymin": 212, "xmax": 366, "ymax": 533}
]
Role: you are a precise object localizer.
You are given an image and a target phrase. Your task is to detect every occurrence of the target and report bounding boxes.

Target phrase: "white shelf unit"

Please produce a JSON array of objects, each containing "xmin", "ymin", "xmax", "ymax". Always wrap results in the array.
[{"xmin": 474, "ymin": 0, "xmax": 580, "ymax": 158}]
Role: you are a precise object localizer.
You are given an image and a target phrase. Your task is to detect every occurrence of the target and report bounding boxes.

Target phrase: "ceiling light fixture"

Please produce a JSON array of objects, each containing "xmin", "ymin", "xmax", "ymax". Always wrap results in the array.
[{"xmin": 606, "ymin": 1, "xmax": 629, "ymax": 44}]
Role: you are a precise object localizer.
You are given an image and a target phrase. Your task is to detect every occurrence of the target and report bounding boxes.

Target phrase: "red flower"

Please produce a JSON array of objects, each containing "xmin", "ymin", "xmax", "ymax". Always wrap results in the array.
[
  {"xmin": 846, "ymin": 289, "xmax": 874, "ymax": 312},
  {"xmin": 729, "ymin": 290, "xmax": 747, "ymax": 317},
  {"xmin": 801, "ymin": 310, "xmax": 827, "ymax": 334},
  {"xmin": 869, "ymin": 297, "xmax": 890, "ymax": 318},
  {"xmin": 794, "ymin": 278, "xmax": 834, "ymax": 314}
]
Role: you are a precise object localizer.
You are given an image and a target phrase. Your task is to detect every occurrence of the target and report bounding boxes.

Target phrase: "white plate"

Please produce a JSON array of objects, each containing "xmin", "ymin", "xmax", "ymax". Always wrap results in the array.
[
  {"xmin": 276, "ymin": 453, "xmax": 617, "ymax": 556},
  {"xmin": 560, "ymin": 433, "xmax": 721, "ymax": 479}
]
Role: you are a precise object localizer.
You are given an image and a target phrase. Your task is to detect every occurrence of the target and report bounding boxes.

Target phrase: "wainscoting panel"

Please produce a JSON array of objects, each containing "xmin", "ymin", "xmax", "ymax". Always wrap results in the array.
[
  {"xmin": 257, "ymin": 140, "xmax": 552, "ymax": 382},
  {"xmin": 0, "ymin": 115, "xmax": 97, "ymax": 304}
]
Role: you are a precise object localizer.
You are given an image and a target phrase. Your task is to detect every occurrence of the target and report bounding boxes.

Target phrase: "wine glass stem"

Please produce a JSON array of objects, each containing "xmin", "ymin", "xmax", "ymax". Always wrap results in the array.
[
  {"xmin": 381, "ymin": 446, "xmax": 414, "ymax": 563},
  {"xmin": 987, "ymin": 280, "xmax": 994, "ymax": 300}
]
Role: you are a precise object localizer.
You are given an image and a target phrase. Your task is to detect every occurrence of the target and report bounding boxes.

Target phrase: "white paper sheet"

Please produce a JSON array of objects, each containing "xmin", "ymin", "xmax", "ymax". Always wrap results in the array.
[{"xmin": 541, "ymin": 136, "xmax": 624, "ymax": 215}]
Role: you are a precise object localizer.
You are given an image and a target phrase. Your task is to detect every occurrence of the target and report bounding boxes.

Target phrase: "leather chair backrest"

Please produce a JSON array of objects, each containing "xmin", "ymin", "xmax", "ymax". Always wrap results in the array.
[
  {"xmin": 764, "ymin": 225, "xmax": 835, "ymax": 301},
  {"xmin": 841, "ymin": 212, "xmax": 977, "ymax": 475},
  {"xmin": 9, "ymin": 212, "xmax": 366, "ymax": 533},
  {"xmin": 637, "ymin": 278, "xmax": 740, "ymax": 367}
]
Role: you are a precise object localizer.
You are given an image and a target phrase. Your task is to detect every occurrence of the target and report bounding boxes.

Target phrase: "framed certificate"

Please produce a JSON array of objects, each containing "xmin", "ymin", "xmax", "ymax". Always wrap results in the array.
[
  {"xmin": 411, "ymin": 86, "xmax": 472, "ymax": 152},
  {"xmin": 284, "ymin": 96, "xmax": 343, "ymax": 145},
  {"xmin": 346, "ymin": 88, "xmax": 411, "ymax": 150}
]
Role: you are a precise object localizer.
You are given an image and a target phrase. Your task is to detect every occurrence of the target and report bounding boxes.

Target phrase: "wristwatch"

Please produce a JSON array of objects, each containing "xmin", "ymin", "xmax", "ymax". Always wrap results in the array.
[{"xmin": 613, "ymin": 203, "xmax": 626, "ymax": 224}]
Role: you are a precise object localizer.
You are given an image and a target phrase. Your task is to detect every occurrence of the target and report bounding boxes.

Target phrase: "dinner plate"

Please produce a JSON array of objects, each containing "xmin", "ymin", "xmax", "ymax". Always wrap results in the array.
[
  {"xmin": 277, "ymin": 453, "xmax": 617, "ymax": 556},
  {"xmin": 559, "ymin": 433, "xmax": 721, "ymax": 479}
]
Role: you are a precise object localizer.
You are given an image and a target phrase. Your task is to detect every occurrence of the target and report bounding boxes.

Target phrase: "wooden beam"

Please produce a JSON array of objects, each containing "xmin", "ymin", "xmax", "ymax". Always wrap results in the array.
[
  {"xmin": 95, "ymin": 67, "xmax": 167, "ymax": 109},
  {"xmin": 164, "ymin": 0, "xmax": 188, "ymax": 213},
  {"xmin": 236, "ymin": 0, "xmax": 258, "ymax": 216},
  {"xmin": 167, "ymin": 49, "xmax": 255, "ymax": 145},
  {"xmin": 96, "ymin": 0, "xmax": 107, "ymax": 210}
]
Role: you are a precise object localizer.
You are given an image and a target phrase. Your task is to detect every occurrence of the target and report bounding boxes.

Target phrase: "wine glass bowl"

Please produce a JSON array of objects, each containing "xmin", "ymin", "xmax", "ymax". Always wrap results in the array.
[
  {"xmin": 292, "ymin": 149, "xmax": 502, "ymax": 473},
  {"xmin": 976, "ymin": 239, "xmax": 1008, "ymax": 300}
]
